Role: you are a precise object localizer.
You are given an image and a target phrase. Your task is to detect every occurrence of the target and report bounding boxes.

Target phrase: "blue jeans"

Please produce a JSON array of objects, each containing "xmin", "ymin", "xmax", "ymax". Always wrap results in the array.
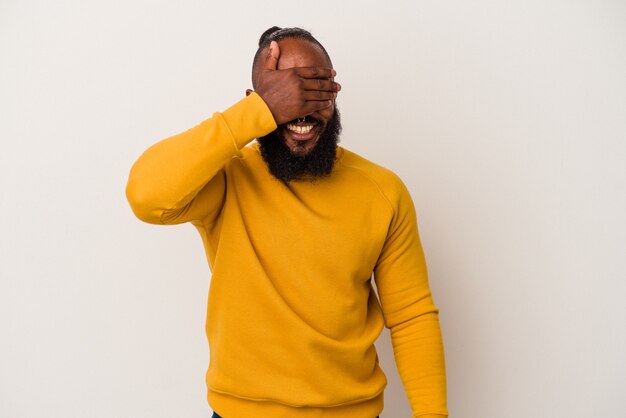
[{"xmin": 212, "ymin": 413, "xmax": 379, "ymax": 418}]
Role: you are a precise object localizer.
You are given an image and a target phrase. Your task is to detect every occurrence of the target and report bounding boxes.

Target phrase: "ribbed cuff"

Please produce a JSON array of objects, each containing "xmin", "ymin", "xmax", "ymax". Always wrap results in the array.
[{"xmin": 220, "ymin": 92, "xmax": 277, "ymax": 150}]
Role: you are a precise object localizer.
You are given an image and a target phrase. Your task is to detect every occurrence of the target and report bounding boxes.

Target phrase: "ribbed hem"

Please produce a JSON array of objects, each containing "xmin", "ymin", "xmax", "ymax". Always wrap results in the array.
[{"xmin": 208, "ymin": 388, "xmax": 384, "ymax": 418}]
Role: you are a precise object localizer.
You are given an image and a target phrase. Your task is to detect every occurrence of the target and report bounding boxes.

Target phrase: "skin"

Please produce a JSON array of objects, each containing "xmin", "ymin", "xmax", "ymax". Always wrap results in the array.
[{"xmin": 246, "ymin": 39, "xmax": 341, "ymax": 156}]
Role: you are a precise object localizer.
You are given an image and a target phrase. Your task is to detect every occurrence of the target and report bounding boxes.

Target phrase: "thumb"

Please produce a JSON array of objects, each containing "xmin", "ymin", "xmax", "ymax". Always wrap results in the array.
[{"xmin": 264, "ymin": 41, "xmax": 280, "ymax": 71}]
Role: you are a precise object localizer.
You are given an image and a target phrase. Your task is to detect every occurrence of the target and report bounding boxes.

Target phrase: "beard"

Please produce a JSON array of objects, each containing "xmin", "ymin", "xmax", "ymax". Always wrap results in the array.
[{"xmin": 257, "ymin": 107, "xmax": 342, "ymax": 183}]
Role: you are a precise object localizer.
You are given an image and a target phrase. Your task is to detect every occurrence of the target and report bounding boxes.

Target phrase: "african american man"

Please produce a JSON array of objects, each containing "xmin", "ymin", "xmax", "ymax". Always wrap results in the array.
[{"xmin": 126, "ymin": 27, "xmax": 448, "ymax": 418}]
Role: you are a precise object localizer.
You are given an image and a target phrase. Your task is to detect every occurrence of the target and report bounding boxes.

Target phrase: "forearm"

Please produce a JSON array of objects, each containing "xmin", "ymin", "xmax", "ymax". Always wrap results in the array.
[
  {"xmin": 126, "ymin": 92, "xmax": 276, "ymax": 224},
  {"xmin": 390, "ymin": 311, "xmax": 448, "ymax": 417}
]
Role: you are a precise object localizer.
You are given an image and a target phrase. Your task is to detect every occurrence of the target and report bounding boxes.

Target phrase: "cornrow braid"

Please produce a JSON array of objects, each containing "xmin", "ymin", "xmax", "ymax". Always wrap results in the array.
[{"xmin": 258, "ymin": 26, "xmax": 283, "ymax": 47}]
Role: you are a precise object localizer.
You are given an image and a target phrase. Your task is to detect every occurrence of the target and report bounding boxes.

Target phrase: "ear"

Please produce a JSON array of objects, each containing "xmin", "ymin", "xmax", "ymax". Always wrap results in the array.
[{"xmin": 245, "ymin": 89, "xmax": 253, "ymax": 96}]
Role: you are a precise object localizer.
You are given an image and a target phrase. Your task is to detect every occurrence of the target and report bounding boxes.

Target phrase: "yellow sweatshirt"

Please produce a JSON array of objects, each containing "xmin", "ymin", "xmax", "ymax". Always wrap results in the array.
[{"xmin": 126, "ymin": 92, "xmax": 448, "ymax": 418}]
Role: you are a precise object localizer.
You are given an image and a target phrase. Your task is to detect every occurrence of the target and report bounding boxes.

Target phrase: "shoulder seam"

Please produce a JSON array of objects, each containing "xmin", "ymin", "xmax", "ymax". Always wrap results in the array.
[{"xmin": 337, "ymin": 160, "xmax": 396, "ymax": 217}]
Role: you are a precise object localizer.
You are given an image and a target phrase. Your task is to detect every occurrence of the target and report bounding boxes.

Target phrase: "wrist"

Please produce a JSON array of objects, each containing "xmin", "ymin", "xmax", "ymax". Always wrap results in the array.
[{"xmin": 221, "ymin": 92, "xmax": 277, "ymax": 149}]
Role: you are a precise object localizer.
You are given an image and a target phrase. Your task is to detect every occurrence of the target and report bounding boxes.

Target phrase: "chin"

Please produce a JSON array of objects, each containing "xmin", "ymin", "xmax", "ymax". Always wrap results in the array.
[{"xmin": 285, "ymin": 137, "xmax": 319, "ymax": 157}]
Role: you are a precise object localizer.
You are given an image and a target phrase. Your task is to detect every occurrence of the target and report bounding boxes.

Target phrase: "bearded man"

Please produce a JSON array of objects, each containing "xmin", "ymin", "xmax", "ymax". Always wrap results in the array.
[{"xmin": 126, "ymin": 27, "xmax": 448, "ymax": 418}]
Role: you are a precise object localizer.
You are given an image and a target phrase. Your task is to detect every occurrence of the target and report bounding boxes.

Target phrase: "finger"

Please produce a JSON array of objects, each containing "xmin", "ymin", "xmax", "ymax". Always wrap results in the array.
[
  {"xmin": 294, "ymin": 67, "xmax": 336, "ymax": 79},
  {"xmin": 264, "ymin": 41, "xmax": 280, "ymax": 71},
  {"xmin": 303, "ymin": 100, "xmax": 333, "ymax": 115},
  {"xmin": 302, "ymin": 90, "xmax": 337, "ymax": 101},
  {"xmin": 301, "ymin": 78, "xmax": 341, "ymax": 92}
]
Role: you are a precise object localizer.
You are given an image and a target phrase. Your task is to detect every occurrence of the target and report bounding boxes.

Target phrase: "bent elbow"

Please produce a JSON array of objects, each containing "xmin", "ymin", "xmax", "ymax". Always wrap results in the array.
[{"xmin": 125, "ymin": 178, "xmax": 163, "ymax": 224}]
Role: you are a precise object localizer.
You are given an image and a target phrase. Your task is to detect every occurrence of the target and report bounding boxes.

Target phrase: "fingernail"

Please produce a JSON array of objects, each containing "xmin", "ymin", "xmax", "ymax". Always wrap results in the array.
[{"xmin": 331, "ymin": 69, "xmax": 337, "ymax": 77}]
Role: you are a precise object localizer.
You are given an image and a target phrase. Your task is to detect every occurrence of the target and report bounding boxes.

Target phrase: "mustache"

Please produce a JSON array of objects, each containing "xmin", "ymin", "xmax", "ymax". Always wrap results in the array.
[{"xmin": 283, "ymin": 115, "xmax": 323, "ymax": 126}]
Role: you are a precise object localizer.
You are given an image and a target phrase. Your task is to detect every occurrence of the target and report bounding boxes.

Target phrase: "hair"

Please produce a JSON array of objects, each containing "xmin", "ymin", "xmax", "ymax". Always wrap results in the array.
[{"xmin": 252, "ymin": 26, "xmax": 332, "ymax": 86}]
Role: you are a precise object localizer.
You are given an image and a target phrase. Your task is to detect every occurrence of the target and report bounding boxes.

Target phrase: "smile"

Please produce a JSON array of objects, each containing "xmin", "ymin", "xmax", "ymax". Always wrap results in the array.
[{"xmin": 286, "ymin": 123, "xmax": 315, "ymax": 134}]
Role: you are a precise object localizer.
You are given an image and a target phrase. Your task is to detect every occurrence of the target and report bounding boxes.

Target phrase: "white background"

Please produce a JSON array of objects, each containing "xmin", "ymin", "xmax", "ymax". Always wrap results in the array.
[{"xmin": 1, "ymin": 1, "xmax": 625, "ymax": 417}]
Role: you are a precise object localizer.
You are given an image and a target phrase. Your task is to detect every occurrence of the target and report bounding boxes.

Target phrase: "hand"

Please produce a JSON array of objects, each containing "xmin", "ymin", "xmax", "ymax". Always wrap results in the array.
[{"xmin": 253, "ymin": 41, "xmax": 341, "ymax": 125}]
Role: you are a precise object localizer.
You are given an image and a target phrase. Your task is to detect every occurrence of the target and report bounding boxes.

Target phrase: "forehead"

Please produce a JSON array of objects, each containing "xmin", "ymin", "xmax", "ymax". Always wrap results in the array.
[{"xmin": 276, "ymin": 38, "xmax": 331, "ymax": 70}]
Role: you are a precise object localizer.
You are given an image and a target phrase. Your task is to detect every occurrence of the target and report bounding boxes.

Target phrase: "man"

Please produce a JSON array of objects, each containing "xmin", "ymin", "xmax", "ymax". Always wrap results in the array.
[{"xmin": 126, "ymin": 27, "xmax": 447, "ymax": 418}]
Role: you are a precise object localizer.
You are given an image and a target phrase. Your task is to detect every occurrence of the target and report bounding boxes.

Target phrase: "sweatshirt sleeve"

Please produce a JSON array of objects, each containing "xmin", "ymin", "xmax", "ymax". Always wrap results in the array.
[
  {"xmin": 373, "ymin": 178, "xmax": 448, "ymax": 418},
  {"xmin": 126, "ymin": 92, "xmax": 276, "ymax": 225}
]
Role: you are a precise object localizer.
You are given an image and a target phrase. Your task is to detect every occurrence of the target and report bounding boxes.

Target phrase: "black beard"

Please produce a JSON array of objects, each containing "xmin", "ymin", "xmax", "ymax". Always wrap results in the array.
[{"xmin": 257, "ymin": 107, "xmax": 342, "ymax": 183}]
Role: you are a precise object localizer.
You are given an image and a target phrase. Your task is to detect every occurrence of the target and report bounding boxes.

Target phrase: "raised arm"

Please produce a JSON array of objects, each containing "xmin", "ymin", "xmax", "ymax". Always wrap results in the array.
[
  {"xmin": 374, "ymin": 179, "xmax": 448, "ymax": 418},
  {"xmin": 126, "ymin": 92, "xmax": 276, "ymax": 225},
  {"xmin": 126, "ymin": 40, "xmax": 340, "ymax": 225}
]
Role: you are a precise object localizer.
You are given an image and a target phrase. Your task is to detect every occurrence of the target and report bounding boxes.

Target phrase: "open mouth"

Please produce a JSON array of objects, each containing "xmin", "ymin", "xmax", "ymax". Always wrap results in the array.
[
  {"xmin": 286, "ymin": 123, "xmax": 315, "ymax": 135},
  {"xmin": 282, "ymin": 116, "xmax": 321, "ymax": 142}
]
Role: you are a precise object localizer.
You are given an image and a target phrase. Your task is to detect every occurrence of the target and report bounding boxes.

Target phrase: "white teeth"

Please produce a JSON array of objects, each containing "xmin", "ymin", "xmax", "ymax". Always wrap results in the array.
[{"xmin": 286, "ymin": 124, "xmax": 314, "ymax": 134}]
